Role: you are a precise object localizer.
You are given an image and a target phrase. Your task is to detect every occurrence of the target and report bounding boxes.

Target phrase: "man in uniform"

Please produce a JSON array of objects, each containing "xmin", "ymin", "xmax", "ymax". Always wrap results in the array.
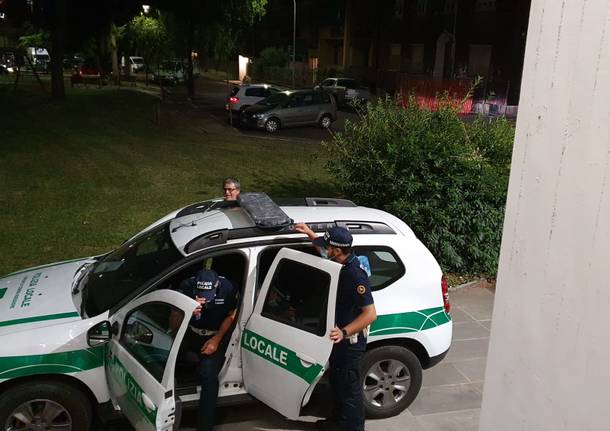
[
  {"xmin": 173, "ymin": 269, "xmax": 238, "ymax": 431},
  {"xmin": 294, "ymin": 224, "xmax": 377, "ymax": 431}
]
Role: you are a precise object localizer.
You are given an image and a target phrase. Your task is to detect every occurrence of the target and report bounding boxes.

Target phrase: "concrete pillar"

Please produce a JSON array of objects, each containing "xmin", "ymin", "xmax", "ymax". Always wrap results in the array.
[{"xmin": 480, "ymin": 1, "xmax": 610, "ymax": 430}]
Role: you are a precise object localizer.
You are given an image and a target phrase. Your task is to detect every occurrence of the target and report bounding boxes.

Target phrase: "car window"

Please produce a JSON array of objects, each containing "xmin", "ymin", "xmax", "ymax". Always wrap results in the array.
[
  {"xmin": 230, "ymin": 86, "xmax": 240, "ymax": 97},
  {"xmin": 257, "ymin": 93, "xmax": 288, "ymax": 107},
  {"xmin": 245, "ymin": 87, "xmax": 266, "ymax": 97},
  {"xmin": 321, "ymin": 79, "xmax": 335, "ymax": 86},
  {"xmin": 83, "ymin": 223, "xmax": 183, "ymax": 317},
  {"xmin": 261, "ymin": 258, "xmax": 330, "ymax": 336},
  {"xmin": 352, "ymin": 246, "xmax": 405, "ymax": 291},
  {"xmin": 120, "ymin": 302, "xmax": 184, "ymax": 382},
  {"xmin": 302, "ymin": 92, "xmax": 315, "ymax": 106},
  {"xmin": 337, "ymin": 78, "xmax": 357, "ymax": 89},
  {"xmin": 314, "ymin": 90, "xmax": 331, "ymax": 104}
]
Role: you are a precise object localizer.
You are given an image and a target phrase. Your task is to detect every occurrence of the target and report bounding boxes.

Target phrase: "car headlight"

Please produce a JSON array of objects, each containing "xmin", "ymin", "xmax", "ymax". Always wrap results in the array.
[{"xmin": 253, "ymin": 113, "xmax": 265, "ymax": 119}]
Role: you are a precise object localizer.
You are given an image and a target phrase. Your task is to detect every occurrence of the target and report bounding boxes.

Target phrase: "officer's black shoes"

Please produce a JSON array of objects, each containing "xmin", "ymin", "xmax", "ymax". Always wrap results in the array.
[{"xmin": 315, "ymin": 418, "xmax": 342, "ymax": 431}]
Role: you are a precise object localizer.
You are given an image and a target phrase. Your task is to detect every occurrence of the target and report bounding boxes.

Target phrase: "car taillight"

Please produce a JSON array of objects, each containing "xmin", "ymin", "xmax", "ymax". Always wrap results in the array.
[
  {"xmin": 229, "ymin": 96, "xmax": 239, "ymax": 104},
  {"xmin": 441, "ymin": 274, "xmax": 450, "ymax": 314}
]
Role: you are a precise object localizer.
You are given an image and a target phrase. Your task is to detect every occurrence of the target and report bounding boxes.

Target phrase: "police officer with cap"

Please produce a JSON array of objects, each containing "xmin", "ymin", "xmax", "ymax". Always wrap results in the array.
[
  {"xmin": 294, "ymin": 224, "xmax": 377, "ymax": 431},
  {"xmin": 173, "ymin": 269, "xmax": 237, "ymax": 431}
]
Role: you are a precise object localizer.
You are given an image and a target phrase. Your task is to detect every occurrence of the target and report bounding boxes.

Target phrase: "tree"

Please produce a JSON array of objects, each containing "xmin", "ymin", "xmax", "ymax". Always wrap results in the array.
[
  {"xmin": 155, "ymin": 0, "xmax": 268, "ymax": 96},
  {"xmin": 126, "ymin": 12, "xmax": 168, "ymax": 84}
]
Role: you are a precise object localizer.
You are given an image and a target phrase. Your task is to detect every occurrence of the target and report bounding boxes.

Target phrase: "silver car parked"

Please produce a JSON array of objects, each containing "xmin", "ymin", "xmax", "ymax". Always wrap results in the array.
[{"xmin": 240, "ymin": 89, "xmax": 337, "ymax": 133}]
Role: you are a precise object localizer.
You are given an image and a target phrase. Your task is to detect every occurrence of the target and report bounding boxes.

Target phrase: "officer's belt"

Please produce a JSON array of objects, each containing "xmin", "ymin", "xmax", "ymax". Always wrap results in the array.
[{"xmin": 189, "ymin": 326, "xmax": 218, "ymax": 336}]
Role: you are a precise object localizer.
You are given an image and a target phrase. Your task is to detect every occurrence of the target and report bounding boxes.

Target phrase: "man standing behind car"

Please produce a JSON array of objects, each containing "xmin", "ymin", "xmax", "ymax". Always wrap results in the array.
[
  {"xmin": 294, "ymin": 224, "xmax": 377, "ymax": 431},
  {"xmin": 172, "ymin": 269, "xmax": 237, "ymax": 431},
  {"xmin": 223, "ymin": 177, "xmax": 241, "ymax": 201}
]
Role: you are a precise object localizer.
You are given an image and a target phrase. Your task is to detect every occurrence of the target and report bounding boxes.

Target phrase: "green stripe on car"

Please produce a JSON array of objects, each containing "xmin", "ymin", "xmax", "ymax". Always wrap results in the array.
[
  {"xmin": 0, "ymin": 311, "xmax": 80, "ymax": 328},
  {"xmin": 241, "ymin": 329, "xmax": 323, "ymax": 384},
  {"xmin": 0, "ymin": 345, "xmax": 105, "ymax": 379},
  {"xmin": 369, "ymin": 307, "xmax": 451, "ymax": 336},
  {"xmin": 107, "ymin": 354, "xmax": 157, "ymax": 425}
]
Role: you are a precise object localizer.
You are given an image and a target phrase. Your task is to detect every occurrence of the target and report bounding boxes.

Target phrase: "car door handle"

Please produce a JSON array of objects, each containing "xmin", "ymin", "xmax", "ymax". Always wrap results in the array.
[
  {"xmin": 142, "ymin": 393, "xmax": 156, "ymax": 411},
  {"xmin": 296, "ymin": 352, "xmax": 316, "ymax": 366}
]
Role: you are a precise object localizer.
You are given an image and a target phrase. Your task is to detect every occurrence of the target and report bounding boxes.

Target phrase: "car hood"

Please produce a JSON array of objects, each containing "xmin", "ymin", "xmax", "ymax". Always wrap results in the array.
[{"xmin": 0, "ymin": 259, "xmax": 89, "ymax": 335}]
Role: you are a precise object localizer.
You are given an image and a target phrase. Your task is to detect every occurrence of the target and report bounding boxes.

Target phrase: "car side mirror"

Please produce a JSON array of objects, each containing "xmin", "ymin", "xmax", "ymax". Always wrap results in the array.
[
  {"xmin": 87, "ymin": 321, "xmax": 111, "ymax": 347},
  {"xmin": 127, "ymin": 321, "xmax": 154, "ymax": 345}
]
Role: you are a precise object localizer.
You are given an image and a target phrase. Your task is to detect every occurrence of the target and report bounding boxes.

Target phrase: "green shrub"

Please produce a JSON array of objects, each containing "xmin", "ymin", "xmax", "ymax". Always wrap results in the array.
[
  {"xmin": 253, "ymin": 47, "xmax": 287, "ymax": 78},
  {"xmin": 324, "ymin": 96, "xmax": 514, "ymax": 275}
]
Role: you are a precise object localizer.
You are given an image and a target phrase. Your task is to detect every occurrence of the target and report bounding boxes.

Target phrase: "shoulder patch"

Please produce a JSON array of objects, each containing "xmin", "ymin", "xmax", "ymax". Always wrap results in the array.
[{"xmin": 357, "ymin": 284, "xmax": 366, "ymax": 295}]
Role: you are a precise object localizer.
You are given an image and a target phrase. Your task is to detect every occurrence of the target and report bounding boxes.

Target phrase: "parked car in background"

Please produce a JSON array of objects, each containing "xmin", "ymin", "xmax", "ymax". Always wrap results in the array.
[
  {"xmin": 152, "ymin": 60, "xmax": 185, "ymax": 85},
  {"xmin": 317, "ymin": 77, "xmax": 370, "ymax": 106},
  {"xmin": 241, "ymin": 89, "xmax": 336, "ymax": 133},
  {"xmin": 226, "ymin": 83, "xmax": 282, "ymax": 118},
  {"xmin": 123, "ymin": 56, "xmax": 145, "ymax": 74},
  {"xmin": 71, "ymin": 60, "xmax": 107, "ymax": 85}
]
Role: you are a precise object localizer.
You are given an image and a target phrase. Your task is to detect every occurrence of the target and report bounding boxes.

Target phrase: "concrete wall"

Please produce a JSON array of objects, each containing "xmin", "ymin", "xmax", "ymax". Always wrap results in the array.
[{"xmin": 479, "ymin": 1, "xmax": 610, "ymax": 430}]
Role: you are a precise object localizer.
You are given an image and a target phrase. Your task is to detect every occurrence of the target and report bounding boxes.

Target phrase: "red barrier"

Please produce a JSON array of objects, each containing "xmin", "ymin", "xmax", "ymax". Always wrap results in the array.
[{"xmin": 396, "ymin": 78, "xmax": 473, "ymax": 113}]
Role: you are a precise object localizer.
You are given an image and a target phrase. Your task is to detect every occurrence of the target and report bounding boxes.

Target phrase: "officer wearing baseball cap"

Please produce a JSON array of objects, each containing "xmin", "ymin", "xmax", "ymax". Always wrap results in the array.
[
  {"xmin": 174, "ymin": 269, "xmax": 237, "ymax": 431},
  {"xmin": 294, "ymin": 224, "xmax": 377, "ymax": 431}
]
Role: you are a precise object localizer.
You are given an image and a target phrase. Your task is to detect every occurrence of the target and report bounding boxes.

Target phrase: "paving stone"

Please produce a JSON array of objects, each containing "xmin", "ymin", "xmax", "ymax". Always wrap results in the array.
[
  {"xmin": 367, "ymin": 409, "xmax": 422, "ymax": 431},
  {"xmin": 452, "ymin": 358, "xmax": 488, "ymax": 383},
  {"xmin": 408, "ymin": 384, "xmax": 482, "ymax": 416},
  {"xmin": 446, "ymin": 307, "xmax": 475, "ymax": 323},
  {"xmin": 422, "ymin": 363, "xmax": 470, "ymax": 387},
  {"xmin": 445, "ymin": 338, "xmax": 490, "ymax": 362},
  {"xmin": 451, "ymin": 321, "xmax": 490, "ymax": 341},
  {"xmin": 415, "ymin": 409, "xmax": 481, "ymax": 431},
  {"xmin": 478, "ymin": 319, "xmax": 492, "ymax": 330}
]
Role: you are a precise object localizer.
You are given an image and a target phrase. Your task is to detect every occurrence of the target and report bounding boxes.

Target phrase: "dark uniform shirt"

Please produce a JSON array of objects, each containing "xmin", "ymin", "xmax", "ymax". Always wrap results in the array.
[
  {"xmin": 176, "ymin": 274, "xmax": 237, "ymax": 331},
  {"xmin": 331, "ymin": 254, "xmax": 374, "ymax": 367}
]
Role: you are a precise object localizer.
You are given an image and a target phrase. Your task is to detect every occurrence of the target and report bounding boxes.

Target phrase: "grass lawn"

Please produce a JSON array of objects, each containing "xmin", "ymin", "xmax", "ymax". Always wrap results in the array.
[{"xmin": 0, "ymin": 81, "xmax": 336, "ymax": 276}]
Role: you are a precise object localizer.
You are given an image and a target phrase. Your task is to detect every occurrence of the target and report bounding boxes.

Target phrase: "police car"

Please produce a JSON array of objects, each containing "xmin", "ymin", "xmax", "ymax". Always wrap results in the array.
[{"xmin": 0, "ymin": 194, "xmax": 452, "ymax": 431}]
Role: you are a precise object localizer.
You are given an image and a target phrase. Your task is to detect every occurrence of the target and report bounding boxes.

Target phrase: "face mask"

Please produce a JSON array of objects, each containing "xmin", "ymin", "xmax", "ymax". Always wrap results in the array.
[{"xmin": 319, "ymin": 248, "xmax": 329, "ymax": 259}]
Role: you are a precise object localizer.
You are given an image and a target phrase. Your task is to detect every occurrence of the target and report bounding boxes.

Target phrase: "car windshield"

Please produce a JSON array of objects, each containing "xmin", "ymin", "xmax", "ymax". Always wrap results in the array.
[
  {"xmin": 82, "ymin": 222, "xmax": 182, "ymax": 316},
  {"xmin": 132, "ymin": 58, "xmax": 144, "ymax": 64},
  {"xmin": 257, "ymin": 93, "xmax": 288, "ymax": 107}
]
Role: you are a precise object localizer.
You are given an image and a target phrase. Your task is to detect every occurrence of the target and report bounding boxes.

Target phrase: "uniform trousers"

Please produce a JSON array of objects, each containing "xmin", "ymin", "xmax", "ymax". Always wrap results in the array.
[
  {"xmin": 180, "ymin": 329, "xmax": 225, "ymax": 431},
  {"xmin": 328, "ymin": 339, "xmax": 366, "ymax": 431}
]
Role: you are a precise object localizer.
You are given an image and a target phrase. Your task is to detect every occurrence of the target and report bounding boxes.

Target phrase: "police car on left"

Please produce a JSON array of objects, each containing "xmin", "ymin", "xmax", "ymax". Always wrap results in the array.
[{"xmin": 0, "ymin": 193, "xmax": 452, "ymax": 431}]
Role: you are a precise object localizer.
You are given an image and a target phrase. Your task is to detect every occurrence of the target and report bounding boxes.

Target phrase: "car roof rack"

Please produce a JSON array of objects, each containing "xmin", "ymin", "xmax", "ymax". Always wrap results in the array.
[
  {"xmin": 274, "ymin": 197, "xmax": 357, "ymax": 207},
  {"xmin": 238, "ymin": 192, "xmax": 293, "ymax": 229}
]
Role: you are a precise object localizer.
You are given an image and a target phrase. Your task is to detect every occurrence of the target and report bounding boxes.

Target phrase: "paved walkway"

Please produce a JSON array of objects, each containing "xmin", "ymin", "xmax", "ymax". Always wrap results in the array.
[{"xmin": 174, "ymin": 286, "xmax": 495, "ymax": 431}]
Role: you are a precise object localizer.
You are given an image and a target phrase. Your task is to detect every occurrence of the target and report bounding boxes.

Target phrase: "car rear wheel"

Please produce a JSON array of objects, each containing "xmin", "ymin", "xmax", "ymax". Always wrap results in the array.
[
  {"xmin": 265, "ymin": 118, "xmax": 280, "ymax": 133},
  {"xmin": 319, "ymin": 114, "xmax": 333, "ymax": 129},
  {"xmin": 0, "ymin": 380, "xmax": 92, "ymax": 431},
  {"xmin": 361, "ymin": 346, "xmax": 422, "ymax": 419}
]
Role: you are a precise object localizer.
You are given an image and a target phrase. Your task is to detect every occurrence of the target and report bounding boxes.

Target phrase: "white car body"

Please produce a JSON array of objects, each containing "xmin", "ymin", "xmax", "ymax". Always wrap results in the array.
[{"xmin": 0, "ymin": 197, "xmax": 452, "ymax": 430}]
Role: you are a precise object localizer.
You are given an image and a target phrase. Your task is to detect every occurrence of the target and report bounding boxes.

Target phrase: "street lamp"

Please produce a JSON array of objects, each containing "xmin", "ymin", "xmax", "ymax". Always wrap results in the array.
[{"xmin": 292, "ymin": 0, "xmax": 296, "ymax": 89}]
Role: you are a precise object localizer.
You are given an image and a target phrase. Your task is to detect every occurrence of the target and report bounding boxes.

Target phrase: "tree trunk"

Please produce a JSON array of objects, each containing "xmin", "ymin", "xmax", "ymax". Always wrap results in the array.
[
  {"xmin": 110, "ymin": 25, "xmax": 120, "ymax": 85},
  {"xmin": 185, "ymin": 19, "xmax": 195, "ymax": 97},
  {"xmin": 50, "ymin": 0, "xmax": 67, "ymax": 99}
]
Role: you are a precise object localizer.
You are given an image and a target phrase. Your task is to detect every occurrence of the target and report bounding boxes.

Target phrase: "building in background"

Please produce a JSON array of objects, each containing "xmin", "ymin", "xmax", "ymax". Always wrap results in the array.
[{"xmin": 249, "ymin": 0, "xmax": 531, "ymax": 109}]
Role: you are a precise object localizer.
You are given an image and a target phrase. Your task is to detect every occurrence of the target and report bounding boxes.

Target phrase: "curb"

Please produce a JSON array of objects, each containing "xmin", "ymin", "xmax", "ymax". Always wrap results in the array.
[{"xmin": 448, "ymin": 278, "xmax": 491, "ymax": 292}]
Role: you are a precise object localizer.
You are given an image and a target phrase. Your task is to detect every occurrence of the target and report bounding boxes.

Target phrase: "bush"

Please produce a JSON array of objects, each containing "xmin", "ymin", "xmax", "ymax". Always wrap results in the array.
[
  {"xmin": 324, "ymin": 96, "xmax": 514, "ymax": 275},
  {"xmin": 253, "ymin": 47, "xmax": 287, "ymax": 78}
]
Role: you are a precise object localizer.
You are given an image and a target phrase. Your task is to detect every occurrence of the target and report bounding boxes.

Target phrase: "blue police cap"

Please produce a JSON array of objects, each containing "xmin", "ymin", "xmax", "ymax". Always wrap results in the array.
[
  {"xmin": 194, "ymin": 269, "xmax": 220, "ymax": 301},
  {"xmin": 312, "ymin": 226, "xmax": 353, "ymax": 248}
]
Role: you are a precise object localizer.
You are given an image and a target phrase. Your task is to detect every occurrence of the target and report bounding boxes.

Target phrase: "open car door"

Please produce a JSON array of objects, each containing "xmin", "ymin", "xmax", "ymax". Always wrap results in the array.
[
  {"xmin": 105, "ymin": 290, "xmax": 197, "ymax": 431},
  {"xmin": 242, "ymin": 248, "xmax": 341, "ymax": 419}
]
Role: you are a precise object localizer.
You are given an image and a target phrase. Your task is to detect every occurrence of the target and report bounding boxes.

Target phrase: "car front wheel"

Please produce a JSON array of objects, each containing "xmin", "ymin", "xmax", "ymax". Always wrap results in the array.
[
  {"xmin": 361, "ymin": 346, "xmax": 422, "ymax": 419},
  {"xmin": 0, "ymin": 380, "xmax": 93, "ymax": 431},
  {"xmin": 265, "ymin": 118, "xmax": 280, "ymax": 133},
  {"xmin": 319, "ymin": 114, "xmax": 333, "ymax": 129}
]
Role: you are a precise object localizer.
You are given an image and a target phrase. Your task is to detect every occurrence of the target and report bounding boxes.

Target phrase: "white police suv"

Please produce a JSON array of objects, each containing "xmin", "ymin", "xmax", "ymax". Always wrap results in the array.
[{"xmin": 0, "ymin": 194, "xmax": 452, "ymax": 431}]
